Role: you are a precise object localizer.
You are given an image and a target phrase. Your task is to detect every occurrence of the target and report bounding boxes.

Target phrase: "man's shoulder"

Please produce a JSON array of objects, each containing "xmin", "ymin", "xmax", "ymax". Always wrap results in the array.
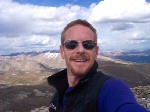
[
  {"xmin": 94, "ymin": 71, "xmax": 112, "ymax": 84},
  {"xmin": 101, "ymin": 77, "xmax": 130, "ymax": 90},
  {"xmin": 87, "ymin": 71, "xmax": 113, "ymax": 91},
  {"xmin": 96, "ymin": 71, "xmax": 112, "ymax": 79},
  {"xmin": 98, "ymin": 77, "xmax": 133, "ymax": 100},
  {"xmin": 97, "ymin": 77, "xmax": 149, "ymax": 112},
  {"xmin": 95, "ymin": 72, "xmax": 129, "ymax": 90}
]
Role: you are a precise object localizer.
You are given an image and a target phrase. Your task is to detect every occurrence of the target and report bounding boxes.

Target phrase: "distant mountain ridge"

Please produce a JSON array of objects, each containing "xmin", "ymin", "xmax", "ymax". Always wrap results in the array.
[
  {"xmin": 0, "ymin": 51, "xmax": 150, "ymax": 87},
  {"xmin": 101, "ymin": 49, "xmax": 150, "ymax": 63},
  {"xmin": 1, "ymin": 49, "xmax": 150, "ymax": 63},
  {"xmin": 1, "ymin": 50, "xmax": 60, "ymax": 56}
]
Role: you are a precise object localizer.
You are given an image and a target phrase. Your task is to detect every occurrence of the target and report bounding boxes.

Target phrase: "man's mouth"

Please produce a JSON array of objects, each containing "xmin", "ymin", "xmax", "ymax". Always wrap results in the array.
[{"xmin": 74, "ymin": 59, "xmax": 87, "ymax": 62}]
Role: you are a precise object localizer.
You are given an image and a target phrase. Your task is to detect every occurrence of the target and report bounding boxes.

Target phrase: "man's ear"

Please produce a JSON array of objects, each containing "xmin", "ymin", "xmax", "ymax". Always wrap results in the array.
[
  {"xmin": 60, "ymin": 45, "xmax": 65, "ymax": 59},
  {"xmin": 95, "ymin": 46, "xmax": 99, "ymax": 58}
]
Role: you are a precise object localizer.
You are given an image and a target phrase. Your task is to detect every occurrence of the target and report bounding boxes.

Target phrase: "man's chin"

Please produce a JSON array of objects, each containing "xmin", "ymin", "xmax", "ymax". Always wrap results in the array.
[{"xmin": 71, "ymin": 68, "xmax": 88, "ymax": 77}]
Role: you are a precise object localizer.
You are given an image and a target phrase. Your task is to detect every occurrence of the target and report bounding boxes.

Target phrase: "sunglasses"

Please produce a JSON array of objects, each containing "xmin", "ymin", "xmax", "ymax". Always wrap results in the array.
[{"xmin": 63, "ymin": 40, "xmax": 97, "ymax": 50}]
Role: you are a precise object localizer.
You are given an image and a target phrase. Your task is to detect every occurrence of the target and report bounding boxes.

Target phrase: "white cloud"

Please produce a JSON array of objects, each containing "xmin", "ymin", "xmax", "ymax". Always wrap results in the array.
[
  {"xmin": 0, "ymin": 0, "xmax": 150, "ymax": 55},
  {"xmin": 90, "ymin": 0, "xmax": 150, "ymax": 22},
  {"xmin": 0, "ymin": 0, "xmax": 90, "ymax": 54},
  {"xmin": 0, "ymin": 0, "xmax": 88, "ymax": 37},
  {"xmin": 89, "ymin": 0, "xmax": 150, "ymax": 50}
]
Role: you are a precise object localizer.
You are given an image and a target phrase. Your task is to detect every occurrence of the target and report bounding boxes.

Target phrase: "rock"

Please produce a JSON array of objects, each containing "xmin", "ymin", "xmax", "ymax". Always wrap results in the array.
[
  {"xmin": 34, "ymin": 89, "xmax": 46, "ymax": 97},
  {"xmin": 131, "ymin": 85, "xmax": 150, "ymax": 111},
  {"xmin": 30, "ymin": 106, "xmax": 49, "ymax": 112},
  {"xmin": 147, "ymin": 102, "xmax": 150, "ymax": 109}
]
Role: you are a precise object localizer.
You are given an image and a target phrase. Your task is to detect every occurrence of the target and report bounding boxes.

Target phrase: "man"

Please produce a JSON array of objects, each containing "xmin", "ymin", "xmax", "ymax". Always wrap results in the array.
[{"xmin": 47, "ymin": 19, "xmax": 148, "ymax": 112}]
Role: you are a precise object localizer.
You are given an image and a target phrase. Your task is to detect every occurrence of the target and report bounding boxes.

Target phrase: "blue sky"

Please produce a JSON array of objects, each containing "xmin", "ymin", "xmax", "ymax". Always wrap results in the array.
[
  {"xmin": 14, "ymin": 0, "xmax": 101, "ymax": 7},
  {"xmin": 14, "ymin": 0, "xmax": 150, "ymax": 7},
  {"xmin": 0, "ymin": 0, "xmax": 150, "ymax": 55}
]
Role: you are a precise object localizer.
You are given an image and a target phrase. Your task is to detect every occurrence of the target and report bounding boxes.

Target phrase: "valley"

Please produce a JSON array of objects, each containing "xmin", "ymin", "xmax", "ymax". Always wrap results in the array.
[{"xmin": 0, "ymin": 52, "xmax": 150, "ymax": 111}]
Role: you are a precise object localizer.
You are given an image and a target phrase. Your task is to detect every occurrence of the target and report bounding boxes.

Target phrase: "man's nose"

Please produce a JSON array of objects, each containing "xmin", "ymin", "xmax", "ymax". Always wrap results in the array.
[{"xmin": 76, "ymin": 42, "xmax": 85, "ymax": 53}]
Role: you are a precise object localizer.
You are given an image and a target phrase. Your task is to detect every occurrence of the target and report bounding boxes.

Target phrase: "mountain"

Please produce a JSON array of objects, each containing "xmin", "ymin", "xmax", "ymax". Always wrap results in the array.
[
  {"xmin": 2, "ymin": 49, "xmax": 150, "ymax": 63},
  {"xmin": 0, "ymin": 60, "xmax": 50, "ymax": 72},
  {"xmin": 97, "ymin": 56, "xmax": 150, "ymax": 87},
  {"xmin": 0, "ymin": 51, "xmax": 150, "ymax": 87},
  {"xmin": 0, "ymin": 51, "xmax": 150, "ymax": 111},
  {"xmin": 1, "ymin": 50, "xmax": 60, "ymax": 56},
  {"xmin": 101, "ymin": 49, "xmax": 150, "ymax": 63}
]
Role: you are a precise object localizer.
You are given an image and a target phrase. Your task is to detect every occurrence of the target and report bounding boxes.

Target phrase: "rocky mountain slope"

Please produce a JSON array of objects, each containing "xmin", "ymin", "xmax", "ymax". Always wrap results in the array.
[
  {"xmin": 1, "ymin": 52, "xmax": 150, "ymax": 87},
  {"xmin": 0, "ymin": 52, "xmax": 150, "ymax": 111},
  {"xmin": 0, "ymin": 60, "xmax": 50, "ymax": 72}
]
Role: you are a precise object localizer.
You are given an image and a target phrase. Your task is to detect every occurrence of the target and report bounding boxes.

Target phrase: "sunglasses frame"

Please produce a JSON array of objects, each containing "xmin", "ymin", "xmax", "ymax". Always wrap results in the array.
[{"xmin": 63, "ymin": 40, "xmax": 97, "ymax": 50}]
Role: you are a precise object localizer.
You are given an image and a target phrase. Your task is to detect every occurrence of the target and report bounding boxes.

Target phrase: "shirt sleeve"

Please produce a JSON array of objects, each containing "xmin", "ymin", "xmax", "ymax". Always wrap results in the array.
[{"xmin": 98, "ymin": 78, "xmax": 148, "ymax": 112}]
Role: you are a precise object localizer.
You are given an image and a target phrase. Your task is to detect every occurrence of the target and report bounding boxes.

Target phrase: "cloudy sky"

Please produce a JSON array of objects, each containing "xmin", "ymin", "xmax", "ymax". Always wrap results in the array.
[{"xmin": 0, "ymin": 0, "xmax": 150, "ymax": 55}]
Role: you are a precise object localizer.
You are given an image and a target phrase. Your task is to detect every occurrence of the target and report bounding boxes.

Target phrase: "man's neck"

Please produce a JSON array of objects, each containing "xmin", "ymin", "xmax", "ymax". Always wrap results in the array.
[{"xmin": 68, "ymin": 75, "xmax": 81, "ymax": 87}]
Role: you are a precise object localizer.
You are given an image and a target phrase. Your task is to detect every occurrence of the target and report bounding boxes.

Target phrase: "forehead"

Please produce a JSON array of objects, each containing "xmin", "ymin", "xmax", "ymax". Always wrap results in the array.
[{"xmin": 64, "ymin": 25, "xmax": 96, "ymax": 41}]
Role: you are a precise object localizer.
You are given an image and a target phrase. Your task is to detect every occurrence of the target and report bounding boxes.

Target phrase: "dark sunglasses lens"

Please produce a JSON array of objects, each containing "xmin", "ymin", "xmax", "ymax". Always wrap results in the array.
[
  {"xmin": 83, "ymin": 40, "xmax": 96, "ymax": 49},
  {"xmin": 65, "ymin": 40, "xmax": 78, "ymax": 49}
]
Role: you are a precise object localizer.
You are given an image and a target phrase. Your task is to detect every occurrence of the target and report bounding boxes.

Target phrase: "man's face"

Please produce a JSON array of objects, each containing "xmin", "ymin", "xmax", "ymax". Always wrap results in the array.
[{"xmin": 60, "ymin": 25, "xmax": 99, "ymax": 77}]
